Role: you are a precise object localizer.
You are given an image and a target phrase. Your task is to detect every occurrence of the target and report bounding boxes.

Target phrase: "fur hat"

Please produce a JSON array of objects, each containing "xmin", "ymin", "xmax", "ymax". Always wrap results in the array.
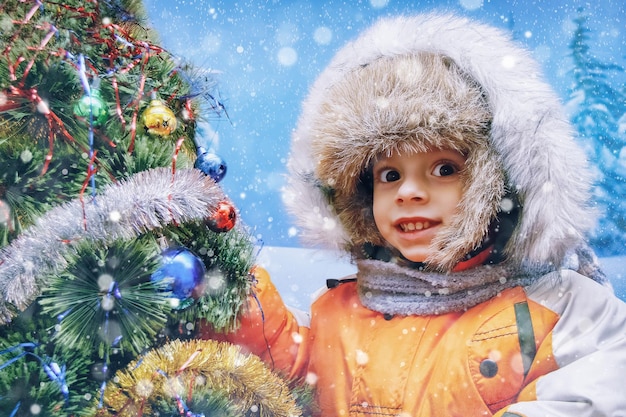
[{"xmin": 283, "ymin": 13, "xmax": 595, "ymax": 272}]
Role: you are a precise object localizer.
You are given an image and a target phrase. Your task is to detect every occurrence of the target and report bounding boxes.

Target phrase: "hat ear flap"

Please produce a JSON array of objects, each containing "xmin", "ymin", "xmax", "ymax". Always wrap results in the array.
[{"xmin": 427, "ymin": 143, "xmax": 506, "ymax": 270}]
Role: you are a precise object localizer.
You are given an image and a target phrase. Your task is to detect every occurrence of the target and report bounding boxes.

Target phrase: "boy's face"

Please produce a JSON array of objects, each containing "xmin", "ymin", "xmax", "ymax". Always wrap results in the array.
[{"xmin": 372, "ymin": 149, "xmax": 466, "ymax": 263}]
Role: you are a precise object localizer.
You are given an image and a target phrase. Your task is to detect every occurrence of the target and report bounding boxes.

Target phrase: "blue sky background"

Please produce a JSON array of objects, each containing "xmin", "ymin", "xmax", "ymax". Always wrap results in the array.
[{"xmin": 143, "ymin": 0, "xmax": 626, "ymax": 249}]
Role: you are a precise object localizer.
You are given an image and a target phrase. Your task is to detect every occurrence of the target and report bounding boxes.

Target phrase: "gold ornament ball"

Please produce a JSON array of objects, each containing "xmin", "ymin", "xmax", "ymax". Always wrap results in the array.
[{"xmin": 142, "ymin": 99, "xmax": 177, "ymax": 136}]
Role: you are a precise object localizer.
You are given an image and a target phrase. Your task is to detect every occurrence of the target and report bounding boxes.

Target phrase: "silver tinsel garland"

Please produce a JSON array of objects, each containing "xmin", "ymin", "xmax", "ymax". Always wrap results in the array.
[{"xmin": 0, "ymin": 167, "xmax": 226, "ymax": 324}]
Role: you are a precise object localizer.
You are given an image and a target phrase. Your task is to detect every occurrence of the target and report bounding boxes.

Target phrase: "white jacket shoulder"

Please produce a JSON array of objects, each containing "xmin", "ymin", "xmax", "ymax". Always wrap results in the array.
[{"xmin": 514, "ymin": 270, "xmax": 626, "ymax": 415}]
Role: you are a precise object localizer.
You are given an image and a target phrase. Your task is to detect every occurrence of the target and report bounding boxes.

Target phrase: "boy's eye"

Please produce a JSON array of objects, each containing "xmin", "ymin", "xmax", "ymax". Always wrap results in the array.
[
  {"xmin": 378, "ymin": 169, "xmax": 400, "ymax": 183},
  {"xmin": 432, "ymin": 163, "xmax": 458, "ymax": 177}
]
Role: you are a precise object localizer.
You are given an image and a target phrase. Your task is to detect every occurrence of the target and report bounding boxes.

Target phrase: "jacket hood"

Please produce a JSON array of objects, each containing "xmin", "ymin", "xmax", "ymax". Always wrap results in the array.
[{"xmin": 283, "ymin": 13, "xmax": 595, "ymax": 272}]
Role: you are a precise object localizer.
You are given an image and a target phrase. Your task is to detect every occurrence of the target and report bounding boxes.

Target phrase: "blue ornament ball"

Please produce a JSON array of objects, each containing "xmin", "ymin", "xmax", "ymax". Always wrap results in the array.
[
  {"xmin": 151, "ymin": 247, "xmax": 206, "ymax": 309},
  {"xmin": 194, "ymin": 147, "xmax": 227, "ymax": 183}
]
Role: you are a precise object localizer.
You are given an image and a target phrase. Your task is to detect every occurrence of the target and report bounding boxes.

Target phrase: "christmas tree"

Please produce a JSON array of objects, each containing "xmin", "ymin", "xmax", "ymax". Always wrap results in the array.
[
  {"xmin": 567, "ymin": 9, "xmax": 626, "ymax": 256},
  {"xmin": 0, "ymin": 1, "xmax": 308, "ymax": 415}
]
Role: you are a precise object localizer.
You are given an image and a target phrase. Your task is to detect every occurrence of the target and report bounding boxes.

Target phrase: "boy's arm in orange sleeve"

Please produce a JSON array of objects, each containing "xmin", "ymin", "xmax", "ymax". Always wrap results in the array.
[{"xmin": 198, "ymin": 266, "xmax": 310, "ymax": 379}]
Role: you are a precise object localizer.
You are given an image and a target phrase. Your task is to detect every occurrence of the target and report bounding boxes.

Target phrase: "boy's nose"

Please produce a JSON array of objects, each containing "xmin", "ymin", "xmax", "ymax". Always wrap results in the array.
[{"xmin": 396, "ymin": 178, "xmax": 429, "ymax": 203}]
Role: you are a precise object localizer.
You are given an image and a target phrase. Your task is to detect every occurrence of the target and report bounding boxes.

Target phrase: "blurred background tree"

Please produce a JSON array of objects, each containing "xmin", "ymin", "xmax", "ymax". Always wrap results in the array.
[{"xmin": 567, "ymin": 9, "xmax": 626, "ymax": 256}]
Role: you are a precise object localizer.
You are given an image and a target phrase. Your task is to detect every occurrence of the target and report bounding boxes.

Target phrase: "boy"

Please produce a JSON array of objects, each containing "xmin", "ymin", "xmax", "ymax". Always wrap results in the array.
[{"xmin": 202, "ymin": 13, "xmax": 626, "ymax": 416}]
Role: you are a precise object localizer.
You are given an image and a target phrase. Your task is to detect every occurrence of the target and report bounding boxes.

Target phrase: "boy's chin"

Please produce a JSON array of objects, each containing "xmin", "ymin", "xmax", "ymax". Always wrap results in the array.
[{"xmin": 398, "ymin": 250, "xmax": 430, "ymax": 264}]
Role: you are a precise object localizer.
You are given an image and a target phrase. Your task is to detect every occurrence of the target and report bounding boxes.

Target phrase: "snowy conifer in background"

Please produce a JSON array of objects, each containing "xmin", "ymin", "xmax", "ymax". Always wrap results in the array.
[{"xmin": 567, "ymin": 10, "xmax": 626, "ymax": 256}]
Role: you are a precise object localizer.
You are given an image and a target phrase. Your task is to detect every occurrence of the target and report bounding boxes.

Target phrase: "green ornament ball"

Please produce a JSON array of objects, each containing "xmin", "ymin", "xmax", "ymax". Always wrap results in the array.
[{"xmin": 73, "ymin": 90, "xmax": 108, "ymax": 127}]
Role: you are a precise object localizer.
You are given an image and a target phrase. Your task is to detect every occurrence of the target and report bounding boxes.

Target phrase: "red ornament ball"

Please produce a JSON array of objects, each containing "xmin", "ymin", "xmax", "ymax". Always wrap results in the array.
[{"xmin": 207, "ymin": 201, "xmax": 237, "ymax": 233}]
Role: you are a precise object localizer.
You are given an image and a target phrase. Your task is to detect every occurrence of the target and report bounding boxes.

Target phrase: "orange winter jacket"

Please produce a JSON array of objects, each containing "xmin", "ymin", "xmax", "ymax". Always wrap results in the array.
[{"xmin": 202, "ymin": 267, "xmax": 626, "ymax": 417}]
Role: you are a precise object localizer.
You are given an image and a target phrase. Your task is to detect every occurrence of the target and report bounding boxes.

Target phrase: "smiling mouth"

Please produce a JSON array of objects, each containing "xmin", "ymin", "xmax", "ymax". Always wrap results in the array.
[{"xmin": 398, "ymin": 221, "xmax": 433, "ymax": 232}]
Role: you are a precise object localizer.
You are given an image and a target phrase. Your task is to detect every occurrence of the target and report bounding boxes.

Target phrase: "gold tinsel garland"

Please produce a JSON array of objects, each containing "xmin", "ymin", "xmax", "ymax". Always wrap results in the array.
[{"xmin": 95, "ymin": 339, "xmax": 302, "ymax": 417}]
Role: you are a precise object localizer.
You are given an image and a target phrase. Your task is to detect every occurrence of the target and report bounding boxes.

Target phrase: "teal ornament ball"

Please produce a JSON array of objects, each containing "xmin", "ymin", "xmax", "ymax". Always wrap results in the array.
[
  {"xmin": 151, "ymin": 247, "xmax": 206, "ymax": 310},
  {"xmin": 194, "ymin": 147, "xmax": 227, "ymax": 183},
  {"xmin": 73, "ymin": 90, "xmax": 108, "ymax": 127}
]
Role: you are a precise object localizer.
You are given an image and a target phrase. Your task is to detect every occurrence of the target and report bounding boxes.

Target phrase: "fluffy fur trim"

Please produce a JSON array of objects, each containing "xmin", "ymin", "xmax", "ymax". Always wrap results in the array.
[{"xmin": 283, "ymin": 13, "xmax": 595, "ymax": 271}]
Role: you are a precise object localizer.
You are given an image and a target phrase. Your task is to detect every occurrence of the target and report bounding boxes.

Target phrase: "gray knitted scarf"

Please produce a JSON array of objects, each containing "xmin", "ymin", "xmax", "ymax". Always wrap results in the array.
[{"xmin": 356, "ymin": 259, "xmax": 552, "ymax": 316}]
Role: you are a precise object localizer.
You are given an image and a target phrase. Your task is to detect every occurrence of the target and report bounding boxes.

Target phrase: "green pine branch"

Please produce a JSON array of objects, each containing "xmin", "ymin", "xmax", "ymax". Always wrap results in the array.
[{"xmin": 38, "ymin": 236, "xmax": 169, "ymax": 358}]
